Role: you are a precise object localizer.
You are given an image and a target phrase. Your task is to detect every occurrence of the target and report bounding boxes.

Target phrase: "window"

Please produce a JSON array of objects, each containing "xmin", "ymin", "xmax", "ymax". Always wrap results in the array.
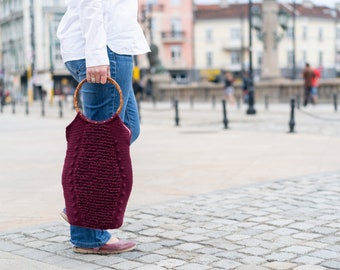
[
  {"xmin": 336, "ymin": 52, "xmax": 340, "ymax": 65},
  {"xmin": 302, "ymin": 50, "xmax": 307, "ymax": 64},
  {"xmin": 257, "ymin": 51, "xmax": 262, "ymax": 67},
  {"xmin": 302, "ymin": 26, "xmax": 307, "ymax": 40},
  {"xmin": 147, "ymin": 0, "xmax": 158, "ymax": 4},
  {"xmin": 170, "ymin": 0, "xmax": 180, "ymax": 6},
  {"xmin": 171, "ymin": 45, "xmax": 181, "ymax": 61},
  {"xmin": 318, "ymin": 27, "xmax": 323, "ymax": 41},
  {"xmin": 287, "ymin": 50, "xmax": 293, "ymax": 65},
  {"xmin": 318, "ymin": 51, "xmax": 323, "ymax": 66},
  {"xmin": 287, "ymin": 26, "xmax": 293, "ymax": 39},
  {"xmin": 206, "ymin": 52, "xmax": 213, "ymax": 68},
  {"xmin": 231, "ymin": 51, "xmax": 241, "ymax": 64},
  {"xmin": 171, "ymin": 18, "xmax": 181, "ymax": 33},
  {"xmin": 206, "ymin": 28, "xmax": 213, "ymax": 41},
  {"xmin": 230, "ymin": 28, "xmax": 241, "ymax": 40},
  {"xmin": 337, "ymin": 27, "xmax": 340, "ymax": 40}
]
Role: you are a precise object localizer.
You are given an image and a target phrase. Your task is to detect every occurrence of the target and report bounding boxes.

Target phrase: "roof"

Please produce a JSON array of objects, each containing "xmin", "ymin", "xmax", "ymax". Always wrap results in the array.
[{"xmin": 195, "ymin": 2, "xmax": 340, "ymax": 20}]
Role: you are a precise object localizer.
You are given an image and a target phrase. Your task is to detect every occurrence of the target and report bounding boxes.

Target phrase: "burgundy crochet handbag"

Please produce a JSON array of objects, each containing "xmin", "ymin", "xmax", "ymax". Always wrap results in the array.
[{"xmin": 62, "ymin": 77, "xmax": 133, "ymax": 230}]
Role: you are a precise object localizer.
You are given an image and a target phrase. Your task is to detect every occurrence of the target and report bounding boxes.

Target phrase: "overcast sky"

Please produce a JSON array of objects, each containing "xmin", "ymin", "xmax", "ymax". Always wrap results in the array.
[{"xmin": 194, "ymin": 0, "xmax": 337, "ymax": 8}]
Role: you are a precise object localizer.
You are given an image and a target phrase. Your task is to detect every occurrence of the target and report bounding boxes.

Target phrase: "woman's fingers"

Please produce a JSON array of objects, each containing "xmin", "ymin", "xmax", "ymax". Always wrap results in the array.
[{"xmin": 86, "ymin": 65, "xmax": 110, "ymax": 84}]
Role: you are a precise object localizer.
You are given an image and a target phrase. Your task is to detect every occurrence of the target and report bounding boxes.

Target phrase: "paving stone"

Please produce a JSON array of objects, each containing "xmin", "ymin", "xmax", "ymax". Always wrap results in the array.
[
  {"xmin": 136, "ymin": 243, "xmax": 163, "ymax": 252},
  {"xmin": 281, "ymin": 245, "xmax": 315, "ymax": 254},
  {"xmin": 176, "ymin": 243, "xmax": 204, "ymax": 251},
  {"xmin": 292, "ymin": 232, "xmax": 322, "ymax": 240},
  {"xmin": 112, "ymin": 261, "xmax": 144, "ymax": 270},
  {"xmin": 134, "ymin": 265, "xmax": 166, "ymax": 270},
  {"xmin": 12, "ymin": 247, "xmax": 52, "ymax": 260},
  {"xmin": 235, "ymin": 266, "xmax": 268, "ymax": 270},
  {"xmin": 192, "ymin": 254, "xmax": 219, "ymax": 265},
  {"xmin": 138, "ymin": 228, "xmax": 165, "ymax": 237},
  {"xmin": 263, "ymin": 261, "xmax": 297, "ymax": 269},
  {"xmin": 157, "ymin": 258, "xmax": 186, "ymax": 268},
  {"xmin": 321, "ymin": 260, "xmax": 340, "ymax": 269},
  {"xmin": 266, "ymin": 219, "xmax": 294, "ymax": 227},
  {"xmin": 0, "ymin": 172, "xmax": 339, "ymax": 270},
  {"xmin": 176, "ymin": 263, "xmax": 210, "ymax": 270},
  {"xmin": 93, "ymin": 256, "xmax": 126, "ymax": 267},
  {"xmin": 137, "ymin": 254, "xmax": 167, "ymax": 264},
  {"xmin": 318, "ymin": 235, "xmax": 340, "ymax": 244},
  {"xmin": 71, "ymin": 262, "xmax": 102, "ymax": 270},
  {"xmin": 212, "ymin": 258, "xmax": 242, "ymax": 269},
  {"xmin": 309, "ymin": 249, "xmax": 340, "ymax": 259},
  {"xmin": 273, "ymin": 228, "xmax": 299, "ymax": 236},
  {"xmin": 294, "ymin": 254, "xmax": 324, "ymax": 265},
  {"xmin": 265, "ymin": 252, "xmax": 297, "ymax": 261},
  {"xmin": 225, "ymin": 234, "xmax": 250, "ymax": 241},
  {"xmin": 240, "ymin": 256, "xmax": 267, "ymax": 265},
  {"xmin": 294, "ymin": 266, "xmax": 327, "ymax": 270},
  {"xmin": 288, "ymin": 222, "xmax": 316, "ymax": 231},
  {"xmin": 239, "ymin": 247, "xmax": 271, "ymax": 256}
]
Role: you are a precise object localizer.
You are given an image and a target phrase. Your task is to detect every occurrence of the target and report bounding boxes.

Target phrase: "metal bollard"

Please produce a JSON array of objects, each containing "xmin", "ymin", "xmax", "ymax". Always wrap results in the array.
[
  {"xmin": 25, "ymin": 100, "xmax": 29, "ymax": 115},
  {"xmin": 288, "ymin": 98, "xmax": 296, "ymax": 133},
  {"xmin": 137, "ymin": 98, "xmax": 141, "ymax": 121},
  {"xmin": 296, "ymin": 95, "xmax": 301, "ymax": 109},
  {"xmin": 152, "ymin": 96, "xmax": 156, "ymax": 108},
  {"xmin": 12, "ymin": 100, "xmax": 16, "ymax": 114},
  {"xmin": 171, "ymin": 96, "xmax": 175, "ymax": 107},
  {"xmin": 222, "ymin": 99, "xmax": 228, "ymax": 129},
  {"xmin": 264, "ymin": 95, "xmax": 269, "ymax": 110},
  {"xmin": 58, "ymin": 100, "xmax": 63, "ymax": 118},
  {"xmin": 190, "ymin": 96, "xmax": 194, "ymax": 109},
  {"xmin": 174, "ymin": 99, "xmax": 180, "ymax": 126},
  {"xmin": 333, "ymin": 93, "xmax": 337, "ymax": 112},
  {"xmin": 236, "ymin": 95, "xmax": 241, "ymax": 110},
  {"xmin": 212, "ymin": 95, "xmax": 216, "ymax": 109},
  {"xmin": 41, "ymin": 98, "xmax": 45, "ymax": 117}
]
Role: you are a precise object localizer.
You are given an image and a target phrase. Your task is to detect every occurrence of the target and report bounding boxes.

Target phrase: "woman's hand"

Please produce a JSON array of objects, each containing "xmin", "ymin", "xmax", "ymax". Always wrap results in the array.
[{"xmin": 86, "ymin": 65, "xmax": 110, "ymax": 84}]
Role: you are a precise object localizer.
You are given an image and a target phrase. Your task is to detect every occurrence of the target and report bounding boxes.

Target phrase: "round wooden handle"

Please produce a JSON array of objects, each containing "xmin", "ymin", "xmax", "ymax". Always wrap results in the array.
[{"xmin": 73, "ymin": 77, "xmax": 123, "ymax": 115}]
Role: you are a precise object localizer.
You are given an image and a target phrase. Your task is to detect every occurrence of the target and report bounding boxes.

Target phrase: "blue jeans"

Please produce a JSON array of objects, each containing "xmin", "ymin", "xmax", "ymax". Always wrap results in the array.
[{"xmin": 64, "ymin": 48, "xmax": 140, "ymax": 248}]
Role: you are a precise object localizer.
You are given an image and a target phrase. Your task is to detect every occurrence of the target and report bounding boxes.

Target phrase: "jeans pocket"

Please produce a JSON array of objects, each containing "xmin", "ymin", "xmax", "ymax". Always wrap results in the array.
[{"xmin": 65, "ymin": 60, "xmax": 86, "ymax": 82}]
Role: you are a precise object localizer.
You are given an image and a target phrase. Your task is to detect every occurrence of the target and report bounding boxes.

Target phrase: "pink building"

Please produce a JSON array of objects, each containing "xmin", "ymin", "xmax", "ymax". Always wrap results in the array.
[{"xmin": 139, "ymin": 0, "xmax": 194, "ymax": 82}]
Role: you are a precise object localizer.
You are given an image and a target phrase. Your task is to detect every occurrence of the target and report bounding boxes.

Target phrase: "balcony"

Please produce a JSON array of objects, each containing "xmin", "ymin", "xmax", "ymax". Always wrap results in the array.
[
  {"xmin": 161, "ymin": 31, "xmax": 186, "ymax": 43},
  {"xmin": 141, "ymin": 4, "xmax": 164, "ymax": 12},
  {"xmin": 222, "ymin": 41, "xmax": 244, "ymax": 51}
]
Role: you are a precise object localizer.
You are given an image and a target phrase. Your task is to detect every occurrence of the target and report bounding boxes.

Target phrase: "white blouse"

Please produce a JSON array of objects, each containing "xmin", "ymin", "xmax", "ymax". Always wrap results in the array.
[{"xmin": 57, "ymin": 0, "xmax": 150, "ymax": 67}]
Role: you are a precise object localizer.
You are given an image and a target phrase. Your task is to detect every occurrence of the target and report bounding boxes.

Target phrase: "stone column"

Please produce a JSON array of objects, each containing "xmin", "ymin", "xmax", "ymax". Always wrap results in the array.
[{"xmin": 261, "ymin": 0, "xmax": 280, "ymax": 80}]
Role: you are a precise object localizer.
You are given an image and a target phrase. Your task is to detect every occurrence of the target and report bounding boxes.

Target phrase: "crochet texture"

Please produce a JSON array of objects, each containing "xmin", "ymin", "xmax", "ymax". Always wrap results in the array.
[{"xmin": 62, "ymin": 113, "xmax": 132, "ymax": 229}]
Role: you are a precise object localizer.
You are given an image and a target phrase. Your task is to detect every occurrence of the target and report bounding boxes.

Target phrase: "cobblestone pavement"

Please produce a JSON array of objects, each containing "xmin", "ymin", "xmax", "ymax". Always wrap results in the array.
[{"xmin": 0, "ymin": 171, "xmax": 339, "ymax": 270}]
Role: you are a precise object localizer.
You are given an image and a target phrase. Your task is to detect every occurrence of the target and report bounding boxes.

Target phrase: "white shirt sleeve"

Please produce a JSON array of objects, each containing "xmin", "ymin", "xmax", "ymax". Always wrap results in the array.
[
  {"xmin": 57, "ymin": 0, "xmax": 150, "ymax": 63},
  {"xmin": 79, "ymin": 0, "xmax": 109, "ymax": 67}
]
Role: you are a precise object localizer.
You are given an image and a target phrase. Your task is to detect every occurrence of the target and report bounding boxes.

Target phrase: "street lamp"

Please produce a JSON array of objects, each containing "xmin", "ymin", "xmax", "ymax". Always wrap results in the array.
[
  {"xmin": 292, "ymin": 0, "xmax": 296, "ymax": 79},
  {"xmin": 246, "ymin": 0, "xmax": 256, "ymax": 115},
  {"xmin": 249, "ymin": 0, "xmax": 290, "ymax": 81},
  {"xmin": 250, "ymin": 5, "xmax": 290, "ymax": 49}
]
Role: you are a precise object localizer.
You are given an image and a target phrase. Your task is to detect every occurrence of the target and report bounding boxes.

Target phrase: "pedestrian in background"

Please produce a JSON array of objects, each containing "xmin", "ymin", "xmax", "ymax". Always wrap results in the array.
[
  {"xmin": 241, "ymin": 71, "xmax": 249, "ymax": 104},
  {"xmin": 57, "ymin": 0, "xmax": 150, "ymax": 255},
  {"xmin": 302, "ymin": 63, "xmax": 314, "ymax": 106},
  {"xmin": 311, "ymin": 67, "xmax": 321, "ymax": 105},
  {"xmin": 224, "ymin": 72, "xmax": 235, "ymax": 105},
  {"xmin": 133, "ymin": 78, "xmax": 144, "ymax": 101}
]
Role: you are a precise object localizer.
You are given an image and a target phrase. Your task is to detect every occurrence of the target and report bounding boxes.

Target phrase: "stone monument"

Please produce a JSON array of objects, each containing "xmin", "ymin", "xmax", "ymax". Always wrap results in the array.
[{"xmin": 261, "ymin": 0, "xmax": 281, "ymax": 81}]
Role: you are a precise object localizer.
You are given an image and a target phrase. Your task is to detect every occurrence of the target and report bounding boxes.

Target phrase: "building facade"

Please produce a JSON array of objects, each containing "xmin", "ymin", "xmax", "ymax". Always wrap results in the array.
[
  {"xmin": 139, "ymin": 0, "xmax": 195, "ymax": 82},
  {"xmin": 0, "ymin": 0, "xmax": 73, "ymax": 103},
  {"xmin": 1, "ymin": 0, "xmax": 340, "ymax": 102},
  {"xmin": 194, "ymin": 0, "xmax": 340, "ymax": 80}
]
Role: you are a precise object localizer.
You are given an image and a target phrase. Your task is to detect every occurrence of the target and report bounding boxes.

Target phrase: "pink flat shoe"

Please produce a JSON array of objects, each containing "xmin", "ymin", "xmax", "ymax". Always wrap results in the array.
[
  {"xmin": 60, "ymin": 208, "xmax": 69, "ymax": 223},
  {"xmin": 73, "ymin": 239, "xmax": 136, "ymax": 254}
]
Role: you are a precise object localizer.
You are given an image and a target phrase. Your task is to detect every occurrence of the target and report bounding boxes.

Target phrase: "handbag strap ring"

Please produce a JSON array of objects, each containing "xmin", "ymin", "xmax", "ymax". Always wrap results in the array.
[{"xmin": 73, "ymin": 77, "xmax": 124, "ymax": 115}]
